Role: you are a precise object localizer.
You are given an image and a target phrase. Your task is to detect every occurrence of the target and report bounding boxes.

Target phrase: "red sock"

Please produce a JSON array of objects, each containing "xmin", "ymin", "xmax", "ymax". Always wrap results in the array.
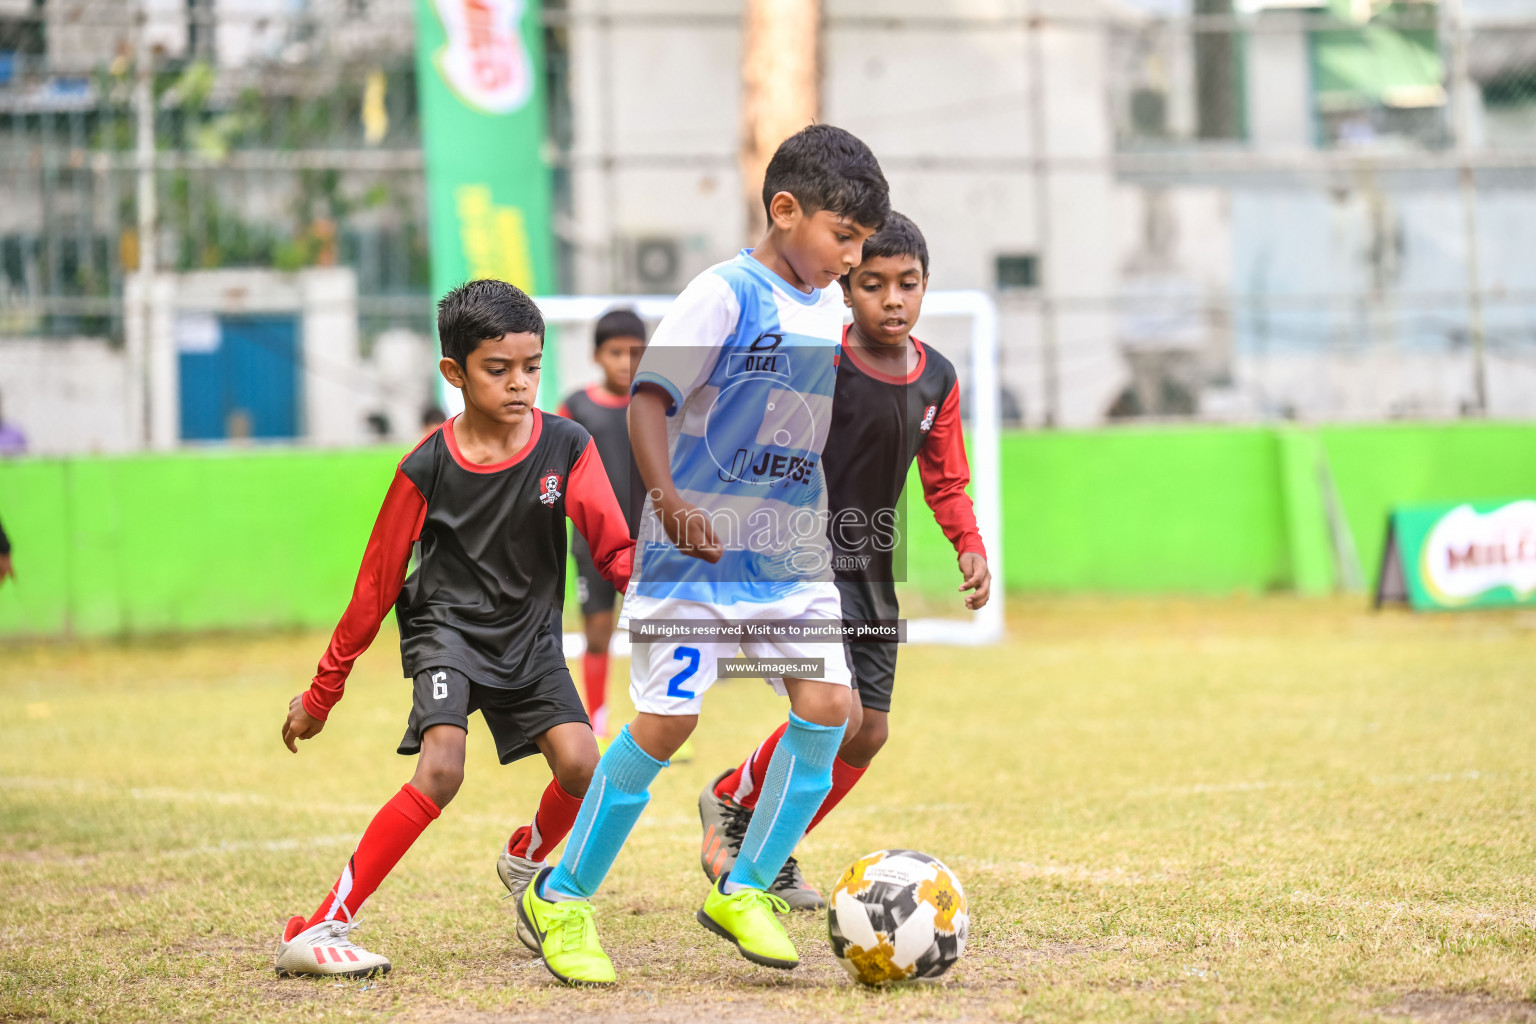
[
  {"xmin": 306, "ymin": 783, "xmax": 440, "ymax": 928},
  {"xmin": 582, "ymin": 651, "xmax": 610, "ymax": 737},
  {"xmin": 506, "ymin": 776, "xmax": 585, "ymax": 862},
  {"xmin": 715, "ymin": 721, "xmax": 787, "ymax": 810},
  {"xmin": 806, "ymin": 755, "xmax": 868, "ymax": 833}
]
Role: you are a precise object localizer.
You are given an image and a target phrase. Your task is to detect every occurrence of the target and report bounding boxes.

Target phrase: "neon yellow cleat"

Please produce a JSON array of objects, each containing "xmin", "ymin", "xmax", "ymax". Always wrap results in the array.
[
  {"xmin": 695, "ymin": 877, "xmax": 798, "ymax": 969},
  {"xmin": 518, "ymin": 868, "xmax": 616, "ymax": 986}
]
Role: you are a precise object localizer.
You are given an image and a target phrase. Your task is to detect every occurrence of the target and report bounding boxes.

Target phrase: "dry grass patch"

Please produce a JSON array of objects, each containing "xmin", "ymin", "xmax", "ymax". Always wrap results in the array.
[{"xmin": 4, "ymin": 597, "xmax": 1536, "ymax": 1022}]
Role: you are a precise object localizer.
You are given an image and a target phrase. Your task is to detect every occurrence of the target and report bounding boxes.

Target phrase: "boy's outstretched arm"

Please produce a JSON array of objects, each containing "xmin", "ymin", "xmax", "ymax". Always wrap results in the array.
[
  {"xmin": 916, "ymin": 383, "xmax": 991, "ymax": 610},
  {"xmin": 630, "ymin": 383, "xmax": 722, "ymax": 562},
  {"xmin": 283, "ymin": 469, "xmax": 426, "ymax": 752},
  {"xmin": 566, "ymin": 439, "xmax": 635, "ymax": 589}
]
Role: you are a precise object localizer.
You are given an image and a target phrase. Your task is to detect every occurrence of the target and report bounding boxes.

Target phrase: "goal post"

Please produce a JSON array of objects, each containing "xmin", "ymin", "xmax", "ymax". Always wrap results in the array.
[
  {"xmin": 531, "ymin": 291, "xmax": 1004, "ymax": 651},
  {"xmin": 904, "ymin": 289, "xmax": 1004, "ymax": 647}
]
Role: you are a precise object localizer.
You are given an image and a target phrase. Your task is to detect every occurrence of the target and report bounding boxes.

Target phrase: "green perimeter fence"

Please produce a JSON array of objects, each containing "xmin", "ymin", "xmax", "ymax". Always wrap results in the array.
[{"xmin": 2, "ymin": 423, "xmax": 1534, "ymax": 639}]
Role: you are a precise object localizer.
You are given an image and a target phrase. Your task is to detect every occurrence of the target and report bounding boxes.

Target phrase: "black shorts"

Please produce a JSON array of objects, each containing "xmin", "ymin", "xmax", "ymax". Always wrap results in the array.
[
  {"xmin": 572, "ymin": 534, "xmax": 619, "ymax": 617},
  {"xmin": 397, "ymin": 665, "xmax": 589, "ymax": 765},
  {"xmin": 836, "ymin": 577, "xmax": 899, "ymax": 714}
]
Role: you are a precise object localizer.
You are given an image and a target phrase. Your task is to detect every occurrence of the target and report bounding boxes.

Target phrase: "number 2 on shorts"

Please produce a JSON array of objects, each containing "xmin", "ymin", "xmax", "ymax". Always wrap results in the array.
[{"xmin": 666, "ymin": 646, "xmax": 701, "ymax": 698}]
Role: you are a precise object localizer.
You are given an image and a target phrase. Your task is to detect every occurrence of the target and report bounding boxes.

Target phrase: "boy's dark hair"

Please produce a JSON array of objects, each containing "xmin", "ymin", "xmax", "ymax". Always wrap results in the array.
[
  {"xmin": 762, "ymin": 124, "xmax": 889, "ymax": 231},
  {"xmin": 846, "ymin": 211, "xmax": 929, "ymax": 281},
  {"xmin": 436, "ymin": 279, "xmax": 545, "ymax": 367},
  {"xmin": 594, "ymin": 308, "xmax": 647, "ymax": 351}
]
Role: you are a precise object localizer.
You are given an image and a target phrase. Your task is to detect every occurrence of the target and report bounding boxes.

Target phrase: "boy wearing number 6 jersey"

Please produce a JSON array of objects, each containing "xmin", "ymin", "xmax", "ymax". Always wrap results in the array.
[
  {"xmin": 701, "ymin": 212, "xmax": 992, "ymax": 909},
  {"xmin": 272, "ymin": 280, "xmax": 634, "ymax": 978}
]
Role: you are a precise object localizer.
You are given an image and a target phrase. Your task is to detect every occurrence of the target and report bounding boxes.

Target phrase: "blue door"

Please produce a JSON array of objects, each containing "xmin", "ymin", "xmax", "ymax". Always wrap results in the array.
[{"xmin": 179, "ymin": 315, "xmax": 300, "ymax": 440}]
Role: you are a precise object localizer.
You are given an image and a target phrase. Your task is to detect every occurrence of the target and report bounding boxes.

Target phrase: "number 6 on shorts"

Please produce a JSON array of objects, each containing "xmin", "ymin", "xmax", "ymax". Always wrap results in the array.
[{"xmin": 666, "ymin": 646, "xmax": 701, "ymax": 698}]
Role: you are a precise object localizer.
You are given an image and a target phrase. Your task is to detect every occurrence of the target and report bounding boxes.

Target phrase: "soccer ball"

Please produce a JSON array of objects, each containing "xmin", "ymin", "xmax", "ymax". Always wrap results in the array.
[{"xmin": 827, "ymin": 849, "xmax": 969, "ymax": 985}]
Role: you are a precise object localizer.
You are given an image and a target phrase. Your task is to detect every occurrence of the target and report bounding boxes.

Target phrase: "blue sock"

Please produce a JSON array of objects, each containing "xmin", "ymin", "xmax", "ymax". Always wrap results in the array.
[
  {"xmin": 541, "ymin": 725, "xmax": 665, "ymax": 901},
  {"xmin": 725, "ymin": 711, "xmax": 845, "ymax": 892}
]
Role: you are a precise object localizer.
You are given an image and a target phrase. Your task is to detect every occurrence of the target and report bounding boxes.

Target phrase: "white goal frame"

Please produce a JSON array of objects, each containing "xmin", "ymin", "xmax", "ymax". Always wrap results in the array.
[{"xmin": 527, "ymin": 291, "xmax": 1004, "ymax": 652}]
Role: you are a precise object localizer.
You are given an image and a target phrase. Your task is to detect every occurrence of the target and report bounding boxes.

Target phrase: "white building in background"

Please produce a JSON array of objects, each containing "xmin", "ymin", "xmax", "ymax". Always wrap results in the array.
[
  {"xmin": 560, "ymin": 0, "xmax": 1126, "ymax": 428},
  {"xmin": 1110, "ymin": 0, "xmax": 1536, "ymax": 420},
  {"xmin": 9, "ymin": 0, "xmax": 1536, "ymax": 453}
]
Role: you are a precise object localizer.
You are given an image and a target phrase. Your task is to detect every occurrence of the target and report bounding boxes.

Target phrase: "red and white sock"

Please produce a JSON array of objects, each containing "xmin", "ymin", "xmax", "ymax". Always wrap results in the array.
[
  {"xmin": 506, "ymin": 777, "xmax": 585, "ymax": 862},
  {"xmin": 305, "ymin": 783, "xmax": 440, "ymax": 929},
  {"xmin": 715, "ymin": 727, "xmax": 868, "ymax": 830},
  {"xmin": 806, "ymin": 755, "xmax": 867, "ymax": 833},
  {"xmin": 715, "ymin": 721, "xmax": 787, "ymax": 810},
  {"xmin": 582, "ymin": 651, "xmax": 610, "ymax": 738}
]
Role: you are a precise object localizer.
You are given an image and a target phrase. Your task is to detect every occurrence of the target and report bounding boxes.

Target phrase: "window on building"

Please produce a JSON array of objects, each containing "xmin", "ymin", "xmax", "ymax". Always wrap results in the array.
[{"xmin": 995, "ymin": 253, "xmax": 1039, "ymax": 291}]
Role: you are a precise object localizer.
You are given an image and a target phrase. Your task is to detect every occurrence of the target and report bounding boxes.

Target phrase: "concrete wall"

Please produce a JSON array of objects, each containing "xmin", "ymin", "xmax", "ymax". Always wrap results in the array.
[
  {"xmin": 0, "ymin": 337, "xmax": 136, "ymax": 455},
  {"xmin": 7, "ymin": 267, "xmax": 437, "ymax": 452},
  {"xmin": 1229, "ymin": 186, "xmax": 1536, "ymax": 420},
  {"xmin": 127, "ymin": 267, "xmax": 368, "ymax": 448}
]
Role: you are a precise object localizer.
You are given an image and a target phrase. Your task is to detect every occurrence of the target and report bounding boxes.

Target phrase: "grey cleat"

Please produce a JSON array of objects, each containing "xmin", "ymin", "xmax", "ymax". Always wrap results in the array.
[
  {"xmin": 769, "ymin": 855, "xmax": 826, "ymax": 912},
  {"xmin": 498, "ymin": 849, "xmax": 545, "ymax": 952},
  {"xmin": 699, "ymin": 769, "xmax": 753, "ymax": 883}
]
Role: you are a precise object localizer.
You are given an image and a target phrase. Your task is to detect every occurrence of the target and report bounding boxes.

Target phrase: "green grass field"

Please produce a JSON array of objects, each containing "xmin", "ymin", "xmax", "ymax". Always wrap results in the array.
[{"xmin": 4, "ymin": 597, "xmax": 1536, "ymax": 1023}]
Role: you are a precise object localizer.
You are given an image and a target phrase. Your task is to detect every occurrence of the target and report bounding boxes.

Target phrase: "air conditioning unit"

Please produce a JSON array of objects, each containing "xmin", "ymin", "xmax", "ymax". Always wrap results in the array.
[{"xmin": 616, "ymin": 236, "xmax": 686, "ymax": 293}]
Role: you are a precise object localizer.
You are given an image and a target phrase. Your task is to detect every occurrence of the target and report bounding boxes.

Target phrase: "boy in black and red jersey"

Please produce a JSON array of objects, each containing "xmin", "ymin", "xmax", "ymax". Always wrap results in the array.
[
  {"xmin": 273, "ymin": 280, "xmax": 634, "ymax": 978},
  {"xmin": 555, "ymin": 309, "xmax": 645, "ymax": 748},
  {"xmin": 699, "ymin": 213, "xmax": 992, "ymax": 908}
]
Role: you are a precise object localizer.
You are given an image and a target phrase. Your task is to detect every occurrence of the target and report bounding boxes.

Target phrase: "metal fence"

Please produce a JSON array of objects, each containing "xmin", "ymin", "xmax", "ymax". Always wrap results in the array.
[
  {"xmin": 0, "ymin": 1, "xmax": 432, "ymax": 342},
  {"xmin": 5, "ymin": 1, "xmax": 1536, "ymax": 428},
  {"xmin": 1103, "ymin": 2, "xmax": 1536, "ymax": 421}
]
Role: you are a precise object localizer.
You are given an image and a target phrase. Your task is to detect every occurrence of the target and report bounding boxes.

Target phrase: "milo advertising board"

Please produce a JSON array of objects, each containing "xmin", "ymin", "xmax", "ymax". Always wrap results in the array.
[
  {"xmin": 414, "ymin": 0, "xmax": 556, "ymax": 406},
  {"xmin": 1376, "ymin": 500, "xmax": 1536, "ymax": 611}
]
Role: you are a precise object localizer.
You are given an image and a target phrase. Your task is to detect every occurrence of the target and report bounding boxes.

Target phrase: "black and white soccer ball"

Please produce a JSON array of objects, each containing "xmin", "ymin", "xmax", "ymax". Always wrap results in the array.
[{"xmin": 827, "ymin": 849, "xmax": 969, "ymax": 985}]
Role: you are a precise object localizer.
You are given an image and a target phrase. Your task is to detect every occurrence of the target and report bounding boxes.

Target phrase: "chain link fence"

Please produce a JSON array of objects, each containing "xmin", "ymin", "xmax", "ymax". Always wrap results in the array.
[
  {"xmin": 1104, "ymin": 1, "xmax": 1536, "ymax": 421},
  {"xmin": 4, "ymin": 1, "xmax": 1536, "ymax": 438},
  {"xmin": 0, "ymin": 0, "xmax": 436, "ymax": 343}
]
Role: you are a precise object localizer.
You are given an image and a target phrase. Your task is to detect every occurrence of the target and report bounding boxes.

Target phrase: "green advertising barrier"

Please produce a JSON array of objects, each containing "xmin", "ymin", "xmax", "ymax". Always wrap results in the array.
[
  {"xmin": 4, "ymin": 423, "xmax": 1536, "ymax": 640},
  {"xmin": 1376, "ymin": 499, "xmax": 1536, "ymax": 611},
  {"xmin": 1317, "ymin": 423, "xmax": 1536, "ymax": 594},
  {"xmin": 414, "ymin": 0, "xmax": 557, "ymax": 399},
  {"xmin": 0, "ymin": 449, "xmax": 401, "ymax": 639}
]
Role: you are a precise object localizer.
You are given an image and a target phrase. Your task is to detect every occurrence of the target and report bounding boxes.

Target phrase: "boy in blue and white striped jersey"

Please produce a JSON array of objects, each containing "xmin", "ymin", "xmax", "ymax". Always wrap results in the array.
[{"xmin": 519, "ymin": 124, "xmax": 890, "ymax": 986}]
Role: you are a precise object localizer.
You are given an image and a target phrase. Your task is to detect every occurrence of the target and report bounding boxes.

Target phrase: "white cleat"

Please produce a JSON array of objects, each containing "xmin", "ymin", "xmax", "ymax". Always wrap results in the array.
[
  {"xmin": 274, "ymin": 914, "xmax": 392, "ymax": 979},
  {"xmin": 497, "ymin": 850, "xmax": 545, "ymax": 952}
]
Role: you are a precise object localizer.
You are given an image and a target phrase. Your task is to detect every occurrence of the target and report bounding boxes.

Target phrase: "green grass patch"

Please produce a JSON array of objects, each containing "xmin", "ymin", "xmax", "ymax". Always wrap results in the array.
[{"xmin": 3, "ymin": 597, "xmax": 1536, "ymax": 1022}]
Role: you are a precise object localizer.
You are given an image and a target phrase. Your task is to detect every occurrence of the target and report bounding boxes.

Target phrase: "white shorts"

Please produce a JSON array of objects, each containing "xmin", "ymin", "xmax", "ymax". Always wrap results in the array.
[{"xmin": 621, "ymin": 583, "xmax": 853, "ymax": 717}]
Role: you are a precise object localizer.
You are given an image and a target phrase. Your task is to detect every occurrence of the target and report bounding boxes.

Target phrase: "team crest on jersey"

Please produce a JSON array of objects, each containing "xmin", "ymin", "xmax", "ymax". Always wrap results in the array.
[
  {"xmin": 537, "ymin": 471, "xmax": 563, "ymax": 506},
  {"xmin": 919, "ymin": 404, "xmax": 938, "ymax": 432}
]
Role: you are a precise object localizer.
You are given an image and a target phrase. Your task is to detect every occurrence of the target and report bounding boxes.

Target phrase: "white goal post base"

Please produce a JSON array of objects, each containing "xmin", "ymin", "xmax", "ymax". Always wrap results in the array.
[{"xmin": 523, "ymin": 291, "xmax": 1004, "ymax": 652}]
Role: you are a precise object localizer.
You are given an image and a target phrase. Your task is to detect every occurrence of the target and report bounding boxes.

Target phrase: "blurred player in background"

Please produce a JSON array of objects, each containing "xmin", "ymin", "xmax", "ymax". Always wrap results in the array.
[
  {"xmin": 700, "ymin": 212, "xmax": 991, "ymax": 909},
  {"xmin": 0, "ymin": 513, "xmax": 12, "ymax": 586},
  {"xmin": 273, "ymin": 281, "xmax": 633, "ymax": 978},
  {"xmin": 555, "ymin": 309, "xmax": 695, "ymax": 759},
  {"xmin": 0, "ymin": 391, "xmax": 26, "ymax": 455},
  {"xmin": 518, "ymin": 124, "xmax": 889, "ymax": 986}
]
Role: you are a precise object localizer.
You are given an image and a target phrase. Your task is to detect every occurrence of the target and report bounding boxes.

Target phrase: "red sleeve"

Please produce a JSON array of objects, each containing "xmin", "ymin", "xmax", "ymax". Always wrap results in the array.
[
  {"xmin": 555, "ymin": 402, "xmax": 571, "ymax": 419},
  {"xmin": 566, "ymin": 439, "xmax": 635, "ymax": 590},
  {"xmin": 916, "ymin": 383, "xmax": 987, "ymax": 560},
  {"xmin": 304, "ymin": 468, "xmax": 427, "ymax": 721}
]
